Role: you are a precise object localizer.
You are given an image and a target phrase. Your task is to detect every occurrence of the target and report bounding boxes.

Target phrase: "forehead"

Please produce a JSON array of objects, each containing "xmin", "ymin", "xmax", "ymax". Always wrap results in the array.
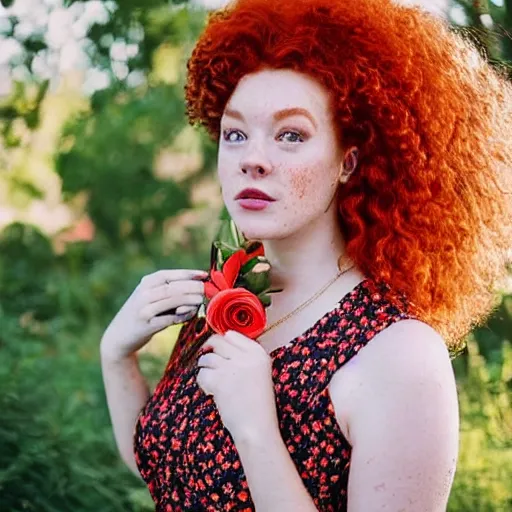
[{"xmin": 223, "ymin": 68, "xmax": 331, "ymax": 120}]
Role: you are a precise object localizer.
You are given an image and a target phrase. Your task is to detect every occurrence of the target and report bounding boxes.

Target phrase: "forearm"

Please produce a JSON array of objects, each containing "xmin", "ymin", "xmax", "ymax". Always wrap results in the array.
[
  {"xmin": 234, "ymin": 426, "xmax": 318, "ymax": 512},
  {"xmin": 100, "ymin": 344, "xmax": 150, "ymax": 476}
]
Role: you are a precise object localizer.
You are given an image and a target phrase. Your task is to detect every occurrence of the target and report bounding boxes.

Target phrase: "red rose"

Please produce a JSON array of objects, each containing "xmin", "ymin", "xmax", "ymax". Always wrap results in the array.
[{"xmin": 206, "ymin": 288, "xmax": 266, "ymax": 338}]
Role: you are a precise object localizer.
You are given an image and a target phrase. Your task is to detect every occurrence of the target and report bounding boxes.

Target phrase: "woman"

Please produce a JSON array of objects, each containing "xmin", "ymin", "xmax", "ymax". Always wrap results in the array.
[{"xmin": 100, "ymin": 0, "xmax": 512, "ymax": 510}]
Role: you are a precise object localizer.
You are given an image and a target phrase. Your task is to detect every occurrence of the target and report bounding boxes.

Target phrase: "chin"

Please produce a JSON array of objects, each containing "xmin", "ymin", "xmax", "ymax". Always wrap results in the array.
[
  {"xmin": 232, "ymin": 218, "xmax": 292, "ymax": 241},
  {"xmin": 227, "ymin": 201, "xmax": 299, "ymax": 240}
]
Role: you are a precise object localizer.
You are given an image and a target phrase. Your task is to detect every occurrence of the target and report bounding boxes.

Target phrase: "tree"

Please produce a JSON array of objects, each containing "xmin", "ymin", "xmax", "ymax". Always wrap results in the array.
[{"xmin": 449, "ymin": 0, "xmax": 512, "ymax": 78}]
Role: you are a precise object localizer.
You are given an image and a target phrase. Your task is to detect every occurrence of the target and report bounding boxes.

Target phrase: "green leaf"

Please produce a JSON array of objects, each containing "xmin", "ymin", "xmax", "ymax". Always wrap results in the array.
[
  {"xmin": 266, "ymin": 288, "xmax": 284, "ymax": 294},
  {"xmin": 24, "ymin": 109, "xmax": 40, "ymax": 129},
  {"xmin": 258, "ymin": 293, "xmax": 272, "ymax": 307},
  {"xmin": 229, "ymin": 219, "xmax": 241, "ymax": 247},
  {"xmin": 23, "ymin": 36, "xmax": 47, "ymax": 54},
  {"xmin": 212, "ymin": 240, "xmax": 238, "ymax": 252},
  {"xmin": 243, "ymin": 271, "xmax": 270, "ymax": 295}
]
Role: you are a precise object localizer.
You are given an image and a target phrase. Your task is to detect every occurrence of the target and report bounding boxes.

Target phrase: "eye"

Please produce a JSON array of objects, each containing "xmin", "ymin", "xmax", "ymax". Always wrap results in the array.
[
  {"xmin": 222, "ymin": 129, "xmax": 245, "ymax": 143},
  {"xmin": 278, "ymin": 130, "xmax": 305, "ymax": 143},
  {"xmin": 221, "ymin": 128, "xmax": 306, "ymax": 144}
]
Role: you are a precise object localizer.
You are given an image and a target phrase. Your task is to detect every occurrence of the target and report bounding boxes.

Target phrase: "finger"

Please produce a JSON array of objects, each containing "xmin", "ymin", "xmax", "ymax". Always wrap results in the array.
[
  {"xmin": 145, "ymin": 280, "xmax": 205, "ymax": 304},
  {"xmin": 200, "ymin": 338, "xmax": 234, "ymax": 359},
  {"xmin": 147, "ymin": 308, "xmax": 196, "ymax": 328},
  {"xmin": 202, "ymin": 335, "xmax": 243, "ymax": 357},
  {"xmin": 140, "ymin": 295, "xmax": 204, "ymax": 321},
  {"xmin": 154, "ymin": 305, "xmax": 199, "ymax": 318},
  {"xmin": 196, "ymin": 368, "xmax": 214, "ymax": 396},
  {"xmin": 223, "ymin": 330, "xmax": 254, "ymax": 351},
  {"xmin": 175, "ymin": 305, "xmax": 198, "ymax": 315},
  {"xmin": 197, "ymin": 352, "xmax": 225, "ymax": 368},
  {"xmin": 139, "ymin": 269, "xmax": 208, "ymax": 289}
]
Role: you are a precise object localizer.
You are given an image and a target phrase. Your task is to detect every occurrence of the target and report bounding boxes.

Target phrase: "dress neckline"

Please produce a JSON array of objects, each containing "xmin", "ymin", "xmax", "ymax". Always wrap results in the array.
[{"xmin": 267, "ymin": 276, "xmax": 371, "ymax": 358}]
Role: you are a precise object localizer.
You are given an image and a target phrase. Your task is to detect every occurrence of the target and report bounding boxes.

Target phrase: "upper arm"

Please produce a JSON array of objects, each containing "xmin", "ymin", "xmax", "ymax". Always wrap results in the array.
[{"xmin": 334, "ymin": 319, "xmax": 460, "ymax": 512}]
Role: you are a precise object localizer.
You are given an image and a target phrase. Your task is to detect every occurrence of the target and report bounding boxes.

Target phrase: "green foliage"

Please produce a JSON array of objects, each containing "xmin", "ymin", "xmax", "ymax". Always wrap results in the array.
[
  {"xmin": 0, "ymin": 223, "xmax": 58, "ymax": 320},
  {"xmin": 448, "ymin": 337, "xmax": 512, "ymax": 511},
  {"xmin": 56, "ymin": 83, "xmax": 192, "ymax": 246},
  {"xmin": 0, "ymin": 319, "xmax": 139, "ymax": 511},
  {"xmin": 450, "ymin": 0, "xmax": 512, "ymax": 79},
  {"xmin": 0, "ymin": 0, "xmax": 207, "ymax": 145},
  {"xmin": 0, "ymin": 80, "xmax": 50, "ymax": 148}
]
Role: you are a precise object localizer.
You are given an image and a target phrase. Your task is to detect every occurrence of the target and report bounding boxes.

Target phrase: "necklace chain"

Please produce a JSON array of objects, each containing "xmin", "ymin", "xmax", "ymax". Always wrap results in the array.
[{"xmin": 261, "ymin": 260, "xmax": 355, "ymax": 335}]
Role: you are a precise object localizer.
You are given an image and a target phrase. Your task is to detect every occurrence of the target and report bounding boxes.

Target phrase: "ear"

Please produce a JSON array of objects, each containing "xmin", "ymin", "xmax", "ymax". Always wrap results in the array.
[{"xmin": 339, "ymin": 146, "xmax": 359, "ymax": 183}]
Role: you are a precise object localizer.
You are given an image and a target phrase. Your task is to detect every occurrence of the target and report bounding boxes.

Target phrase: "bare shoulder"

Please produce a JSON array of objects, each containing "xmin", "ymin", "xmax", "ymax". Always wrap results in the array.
[
  {"xmin": 328, "ymin": 319, "xmax": 460, "ymax": 511},
  {"xmin": 329, "ymin": 319, "xmax": 456, "ymax": 442},
  {"xmin": 352, "ymin": 318, "xmax": 455, "ymax": 390},
  {"xmin": 348, "ymin": 318, "xmax": 453, "ymax": 377}
]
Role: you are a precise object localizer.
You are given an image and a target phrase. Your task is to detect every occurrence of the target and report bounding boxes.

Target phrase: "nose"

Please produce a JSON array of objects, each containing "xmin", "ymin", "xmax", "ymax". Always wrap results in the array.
[
  {"xmin": 239, "ymin": 140, "xmax": 272, "ymax": 177},
  {"xmin": 241, "ymin": 164, "xmax": 269, "ymax": 176}
]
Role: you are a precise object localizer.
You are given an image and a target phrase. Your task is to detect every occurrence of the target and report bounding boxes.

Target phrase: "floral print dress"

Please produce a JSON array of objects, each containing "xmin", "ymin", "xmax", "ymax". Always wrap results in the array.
[{"xmin": 133, "ymin": 276, "xmax": 416, "ymax": 511}]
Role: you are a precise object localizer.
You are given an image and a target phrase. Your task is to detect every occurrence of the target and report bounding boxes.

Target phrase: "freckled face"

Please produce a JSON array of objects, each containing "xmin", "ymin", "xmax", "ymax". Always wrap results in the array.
[{"xmin": 217, "ymin": 68, "xmax": 343, "ymax": 240}]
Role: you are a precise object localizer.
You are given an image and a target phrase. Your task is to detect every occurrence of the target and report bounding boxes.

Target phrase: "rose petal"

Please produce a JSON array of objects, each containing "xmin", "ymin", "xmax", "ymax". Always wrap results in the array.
[
  {"xmin": 206, "ymin": 288, "xmax": 266, "ymax": 338},
  {"xmin": 229, "ymin": 304, "xmax": 252, "ymax": 327},
  {"xmin": 241, "ymin": 243, "xmax": 265, "ymax": 266},
  {"xmin": 211, "ymin": 269, "xmax": 229, "ymax": 291},
  {"xmin": 204, "ymin": 281, "xmax": 220, "ymax": 300},
  {"xmin": 222, "ymin": 249, "xmax": 244, "ymax": 288}
]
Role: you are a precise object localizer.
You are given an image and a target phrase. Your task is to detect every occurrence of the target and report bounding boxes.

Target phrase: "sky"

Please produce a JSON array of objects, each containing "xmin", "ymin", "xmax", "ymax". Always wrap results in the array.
[{"xmin": 0, "ymin": 0, "xmax": 499, "ymax": 97}]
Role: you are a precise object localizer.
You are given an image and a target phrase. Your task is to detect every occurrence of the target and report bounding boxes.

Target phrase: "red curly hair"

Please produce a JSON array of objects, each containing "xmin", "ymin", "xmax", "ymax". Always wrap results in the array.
[{"xmin": 184, "ymin": 0, "xmax": 512, "ymax": 355}]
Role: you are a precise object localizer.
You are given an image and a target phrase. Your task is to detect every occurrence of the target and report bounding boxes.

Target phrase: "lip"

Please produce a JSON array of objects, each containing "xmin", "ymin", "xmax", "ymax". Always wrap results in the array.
[
  {"xmin": 237, "ymin": 198, "xmax": 273, "ymax": 211},
  {"xmin": 234, "ymin": 188, "xmax": 276, "ymax": 201}
]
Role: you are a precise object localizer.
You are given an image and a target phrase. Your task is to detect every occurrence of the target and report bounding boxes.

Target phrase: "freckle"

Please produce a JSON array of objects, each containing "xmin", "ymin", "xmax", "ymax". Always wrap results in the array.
[
  {"xmin": 374, "ymin": 482, "xmax": 386, "ymax": 492},
  {"xmin": 290, "ymin": 171, "xmax": 314, "ymax": 200}
]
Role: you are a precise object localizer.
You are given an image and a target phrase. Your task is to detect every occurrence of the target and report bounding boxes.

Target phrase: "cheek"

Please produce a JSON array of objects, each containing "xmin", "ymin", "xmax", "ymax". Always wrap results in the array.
[
  {"xmin": 290, "ymin": 168, "xmax": 316, "ymax": 201},
  {"xmin": 217, "ymin": 159, "xmax": 232, "ymax": 190},
  {"xmin": 217, "ymin": 150, "xmax": 233, "ymax": 175}
]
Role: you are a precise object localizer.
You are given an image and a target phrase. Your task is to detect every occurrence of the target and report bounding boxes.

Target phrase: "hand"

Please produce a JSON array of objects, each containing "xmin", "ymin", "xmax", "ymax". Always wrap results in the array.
[
  {"xmin": 196, "ymin": 330, "xmax": 279, "ymax": 442},
  {"xmin": 100, "ymin": 269, "xmax": 208, "ymax": 361}
]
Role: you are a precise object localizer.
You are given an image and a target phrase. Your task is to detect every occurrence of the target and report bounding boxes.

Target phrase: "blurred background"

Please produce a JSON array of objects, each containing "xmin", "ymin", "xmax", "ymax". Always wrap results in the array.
[{"xmin": 0, "ymin": 0, "xmax": 510, "ymax": 510}]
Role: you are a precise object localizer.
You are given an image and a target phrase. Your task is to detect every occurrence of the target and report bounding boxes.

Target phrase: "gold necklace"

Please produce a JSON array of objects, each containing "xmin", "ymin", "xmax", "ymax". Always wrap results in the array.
[{"xmin": 261, "ymin": 259, "xmax": 355, "ymax": 335}]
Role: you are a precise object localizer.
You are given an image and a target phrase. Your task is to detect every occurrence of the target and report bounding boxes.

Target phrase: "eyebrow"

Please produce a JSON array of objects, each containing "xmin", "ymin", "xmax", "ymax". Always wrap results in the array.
[{"xmin": 223, "ymin": 107, "xmax": 318, "ymax": 129}]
